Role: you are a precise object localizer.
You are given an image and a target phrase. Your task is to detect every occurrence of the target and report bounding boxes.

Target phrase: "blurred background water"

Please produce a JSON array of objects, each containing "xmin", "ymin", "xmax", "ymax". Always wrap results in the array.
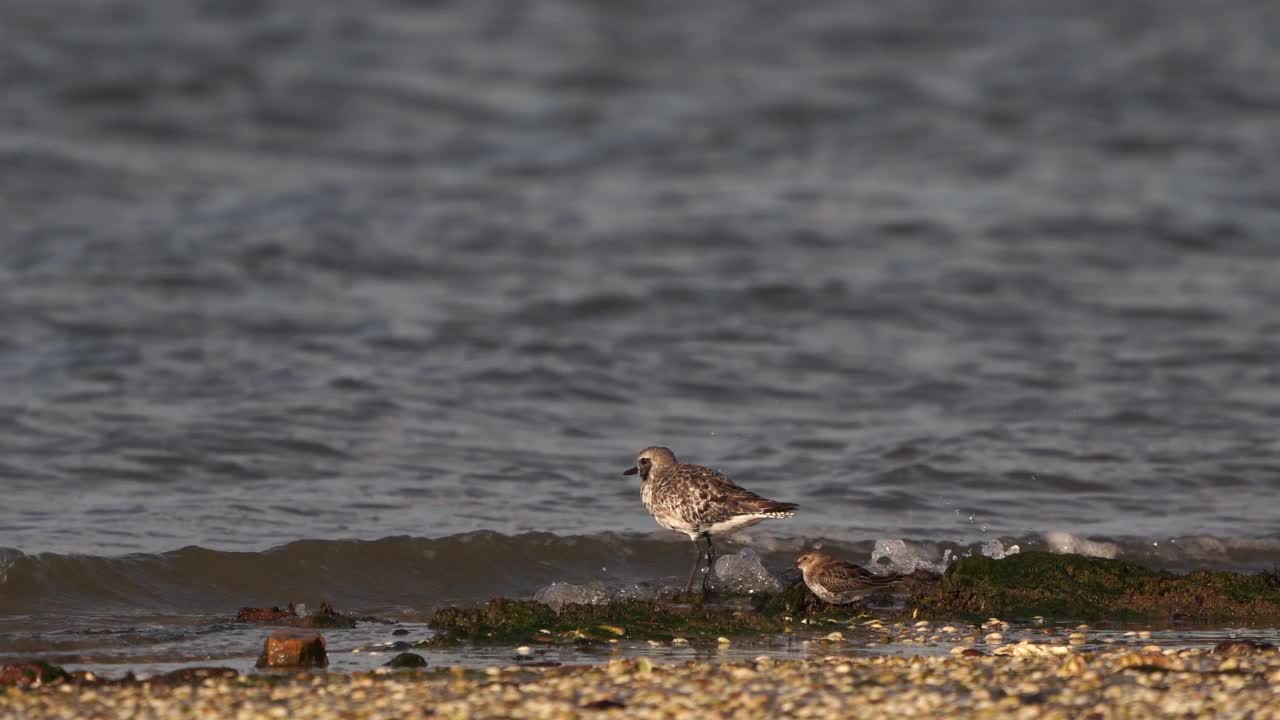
[{"xmin": 2, "ymin": 0, "xmax": 1280, "ymax": 662}]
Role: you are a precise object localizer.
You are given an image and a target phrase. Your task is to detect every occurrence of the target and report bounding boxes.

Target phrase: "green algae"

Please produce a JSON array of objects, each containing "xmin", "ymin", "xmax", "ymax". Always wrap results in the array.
[
  {"xmin": 427, "ymin": 554, "xmax": 1280, "ymax": 645},
  {"xmin": 427, "ymin": 599, "xmax": 786, "ymax": 644},
  {"xmin": 916, "ymin": 551, "xmax": 1280, "ymax": 622}
]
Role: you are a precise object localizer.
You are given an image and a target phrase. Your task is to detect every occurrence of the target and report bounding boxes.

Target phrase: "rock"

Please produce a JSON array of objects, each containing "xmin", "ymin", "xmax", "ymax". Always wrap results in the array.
[
  {"xmin": 238, "ymin": 604, "xmax": 298, "ymax": 622},
  {"xmin": 384, "ymin": 653, "xmax": 428, "ymax": 669},
  {"xmin": 238, "ymin": 601, "xmax": 358, "ymax": 629},
  {"xmin": 0, "ymin": 661, "xmax": 70, "ymax": 687},
  {"xmin": 1, "ymin": 661, "xmax": 70, "ymax": 688},
  {"xmin": 1213, "ymin": 639, "xmax": 1276, "ymax": 656},
  {"xmin": 255, "ymin": 631, "xmax": 329, "ymax": 669},
  {"xmin": 918, "ymin": 551, "xmax": 1280, "ymax": 622},
  {"xmin": 429, "ymin": 598, "xmax": 785, "ymax": 644},
  {"xmin": 392, "ymin": 628, "xmax": 410, "ymax": 636}
]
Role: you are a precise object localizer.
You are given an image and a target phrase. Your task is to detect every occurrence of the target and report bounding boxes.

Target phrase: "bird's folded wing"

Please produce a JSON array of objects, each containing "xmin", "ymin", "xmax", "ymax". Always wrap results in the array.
[{"xmin": 821, "ymin": 561, "xmax": 905, "ymax": 593}]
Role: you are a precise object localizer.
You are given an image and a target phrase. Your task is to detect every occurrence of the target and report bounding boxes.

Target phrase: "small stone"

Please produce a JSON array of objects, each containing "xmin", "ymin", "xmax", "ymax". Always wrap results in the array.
[
  {"xmin": 515, "ymin": 646, "xmax": 533, "ymax": 657},
  {"xmin": 392, "ymin": 628, "xmax": 410, "ymax": 636},
  {"xmin": 671, "ymin": 638, "xmax": 690, "ymax": 646},
  {"xmin": 1058, "ymin": 654, "xmax": 1089, "ymax": 676},
  {"xmin": 717, "ymin": 637, "xmax": 731, "ymax": 645},
  {"xmin": 255, "ymin": 631, "xmax": 328, "ymax": 669},
  {"xmin": 822, "ymin": 632, "xmax": 844, "ymax": 642},
  {"xmin": 157, "ymin": 667, "xmax": 240, "ymax": 683},
  {"xmin": 984, "ymin": 633, "xmax": 1004, "ymax": 643}
]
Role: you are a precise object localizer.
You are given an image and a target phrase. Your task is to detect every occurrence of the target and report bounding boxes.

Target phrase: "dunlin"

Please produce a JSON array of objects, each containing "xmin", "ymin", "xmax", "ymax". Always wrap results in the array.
[
  {"xmin": 796, "ymin": 551, "xmax": 907, "ymax": 605},
  {"xmin": 623, "ymin": 446, "xmax": 797, "ymax": 595}
]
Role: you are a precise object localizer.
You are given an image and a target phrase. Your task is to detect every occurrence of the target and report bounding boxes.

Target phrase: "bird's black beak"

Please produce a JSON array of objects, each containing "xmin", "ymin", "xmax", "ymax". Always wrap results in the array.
[{"xmin": 622, "ymin": 466, "xmax": 638, "ymax": 476}]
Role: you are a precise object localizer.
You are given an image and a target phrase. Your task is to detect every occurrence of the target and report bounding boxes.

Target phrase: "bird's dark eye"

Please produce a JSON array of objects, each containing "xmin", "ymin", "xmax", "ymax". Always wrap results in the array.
[{"xmin": 639, "ymin": 458, "xmax": 650, "ymax": 466}]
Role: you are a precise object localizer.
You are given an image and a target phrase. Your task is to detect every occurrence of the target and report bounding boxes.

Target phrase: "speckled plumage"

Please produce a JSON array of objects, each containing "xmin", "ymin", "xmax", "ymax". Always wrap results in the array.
[
  {"xmin": 624, "ymin": 446, "xmax": 797, "ymax": 595},
  {"xmin": 796, "ymin": 551, "xmax": 907, "ymax": 605}
]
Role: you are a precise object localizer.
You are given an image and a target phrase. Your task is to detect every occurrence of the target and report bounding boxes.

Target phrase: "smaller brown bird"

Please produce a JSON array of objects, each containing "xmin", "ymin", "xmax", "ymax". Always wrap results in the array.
[{"xmin": 796, "ymin": 551, "xmax": 908, "ymax": 605}]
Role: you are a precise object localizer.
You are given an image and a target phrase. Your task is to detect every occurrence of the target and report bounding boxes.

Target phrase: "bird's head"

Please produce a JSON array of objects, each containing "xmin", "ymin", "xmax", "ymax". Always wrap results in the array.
[{"xmin": 622, "ymin": 446, "xmax": 677, "ymax": 481}]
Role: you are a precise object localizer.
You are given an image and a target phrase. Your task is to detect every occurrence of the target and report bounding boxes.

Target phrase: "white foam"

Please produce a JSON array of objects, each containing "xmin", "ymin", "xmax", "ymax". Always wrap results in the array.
[{"xmin": 1042, "ymin": 531, "xmax": 1118, "ymax": 559}]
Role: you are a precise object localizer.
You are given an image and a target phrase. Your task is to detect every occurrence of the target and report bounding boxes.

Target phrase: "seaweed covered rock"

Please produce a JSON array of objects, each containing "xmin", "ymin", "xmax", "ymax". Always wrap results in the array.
[
  {"xmin": 919, "ymin": 551, "xmax": 1280, "ymax": 622},
  {"xmin": 428, "ymin": 598, "xmax": 786, "ymax": 644},
  {"xmin": 429, "ymin": 600, "xmax": 559, "ymax": 643},
  {"xmin": 0, "ymin": 661, "xmax": 69, "ymax": 688},
  {"xmin": 237, "ymin": 601, "xmax": 360, "ymax": 629}
]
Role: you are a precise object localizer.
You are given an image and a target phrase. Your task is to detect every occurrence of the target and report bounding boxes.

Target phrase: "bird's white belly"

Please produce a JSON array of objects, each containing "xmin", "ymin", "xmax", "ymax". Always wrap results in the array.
[
  {"xmin": 702, "ymin": 514, "xmax": 767, "ymax": 537},
  {"xmin": 651, "ymin": 512, "xmax": 767, "ymax": 540}
]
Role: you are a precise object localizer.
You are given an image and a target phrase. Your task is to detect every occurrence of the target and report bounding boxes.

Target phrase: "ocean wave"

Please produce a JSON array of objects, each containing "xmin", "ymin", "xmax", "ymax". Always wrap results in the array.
[{"xmin": 4, "ymin": 531, "xmax": 1280, "ymax": 624}]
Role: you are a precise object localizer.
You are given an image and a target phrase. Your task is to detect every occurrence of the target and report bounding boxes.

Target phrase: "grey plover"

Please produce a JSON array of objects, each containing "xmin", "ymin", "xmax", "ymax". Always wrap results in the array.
[
  {"xmin": 796, "ymin": 551, "xmax": 907, "ymax": 605},
  {"xmin": 623, "ymin": 446, "xmax": 797, "ymax": 595}
]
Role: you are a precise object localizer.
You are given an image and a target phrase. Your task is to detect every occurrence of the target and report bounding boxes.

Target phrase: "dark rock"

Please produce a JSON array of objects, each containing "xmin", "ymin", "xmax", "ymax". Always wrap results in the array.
[
  {"xmin": 390, "ymin": 641, "xmax": 412, "ymax": 651},
  {"xmin": 1213, "ymin": 639, "xmax": 1277, "ymax": 656},
  {"xmin": 392, "ymin": 628, "xmax": 410, "ymax": 636},
  {"xmin": 237, "ymin": 604, "xmax": 298, "ymax": 622},
  {"xmin": 582, "ymin": 698, "xmax": 626, "ymax": 709},
  {"xmin": 255, "ymin": 630, "xmax": 328, "ymax": 669},
  {"xmin": 0, "ymin": 661, "xmax": 70, "ymax": 687},
  {"xmin": 960, "ymin": 648, "xmax": 987, "ymax": 657},
  {"xmin": 384, "ymin": 652, "xmax": 428, "ymax": 669}
]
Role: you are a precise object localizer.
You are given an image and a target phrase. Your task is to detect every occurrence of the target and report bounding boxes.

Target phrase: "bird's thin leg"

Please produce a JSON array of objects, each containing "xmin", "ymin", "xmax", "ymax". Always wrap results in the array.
[
  {"xmin": 702, "ymin": 535, "xmax": 717, "ymax": 594},
  {"xmin": 682, "ymin": 539, "xmax": 702, "ymax": 597}
]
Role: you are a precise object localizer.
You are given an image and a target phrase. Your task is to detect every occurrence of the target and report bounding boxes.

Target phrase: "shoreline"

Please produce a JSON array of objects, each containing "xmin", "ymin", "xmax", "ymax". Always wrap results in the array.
[{"xmin": 6, "ymin": 647, "xmax": 1280, "ymax": 719}]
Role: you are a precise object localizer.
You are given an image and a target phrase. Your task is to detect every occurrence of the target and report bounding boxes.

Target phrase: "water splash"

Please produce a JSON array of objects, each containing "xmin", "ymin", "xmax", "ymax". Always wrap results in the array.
[
  {"xmin": 533, "ymin": 581, "xmax": 609, "ymax": 611},
  {"xmin": 981, "ymin": 539, "xmax": 1021, "ymax": 560},
  {"xmin": 710, "ymin": 549, "xmax": 783, "ymax": 595},
  {"xmin": 870, "ymin": 539, "xmax": 954, "ymax": 575}
]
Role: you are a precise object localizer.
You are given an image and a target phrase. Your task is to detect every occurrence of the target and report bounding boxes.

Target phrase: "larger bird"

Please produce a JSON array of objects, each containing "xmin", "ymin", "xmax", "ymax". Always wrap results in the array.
[{"xmin": 623, "ymin": 446, "xmax": 797, "ymax": 596}]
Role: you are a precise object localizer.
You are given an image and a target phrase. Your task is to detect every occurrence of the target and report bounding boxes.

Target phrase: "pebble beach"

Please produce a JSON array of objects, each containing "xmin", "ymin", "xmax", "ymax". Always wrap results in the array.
[{"xmin": 6, "ymin": 647, "xmax": 1280, "ymax": 720}]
